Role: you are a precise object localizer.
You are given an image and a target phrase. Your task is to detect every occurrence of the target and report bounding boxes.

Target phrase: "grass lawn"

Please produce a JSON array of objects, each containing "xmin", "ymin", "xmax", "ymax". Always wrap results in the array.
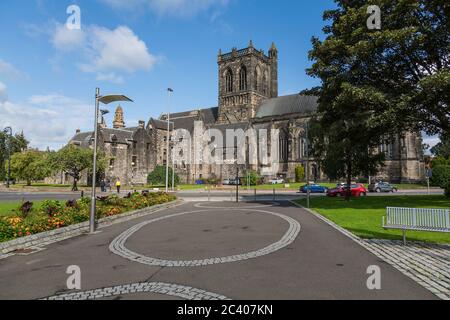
[
  {"xmin": 295, "ymin": 196, "xmax": 450, "ymax": 245},
  {"xmin": 0, "ymin": 201, "xmax": 45, "ymax": 217}
]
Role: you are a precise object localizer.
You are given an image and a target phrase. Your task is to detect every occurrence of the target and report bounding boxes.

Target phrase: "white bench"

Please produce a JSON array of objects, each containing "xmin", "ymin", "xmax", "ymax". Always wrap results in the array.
[{"xmin": 382, "ymin": 207, "xmax": 450, "ymax": 245}]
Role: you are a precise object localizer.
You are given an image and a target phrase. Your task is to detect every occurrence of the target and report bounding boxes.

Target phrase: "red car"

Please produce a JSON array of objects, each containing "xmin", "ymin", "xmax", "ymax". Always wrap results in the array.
[{"xmin": 327, "ymin": 184, "xmax": 367, "ymax": 198}]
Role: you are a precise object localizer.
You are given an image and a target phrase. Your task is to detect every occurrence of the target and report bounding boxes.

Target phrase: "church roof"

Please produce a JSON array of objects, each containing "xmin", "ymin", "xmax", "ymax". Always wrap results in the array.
[
  {"xmin": 70, "ymin": 127, "xmax": 138, "ymax": 146},
  {"xmin": 154, "ymin": 107, "xmax": 219, "ymax": 133},
  {"xmin": 254, "ymin": 94, "xmax": 318, "ymax": 119}
]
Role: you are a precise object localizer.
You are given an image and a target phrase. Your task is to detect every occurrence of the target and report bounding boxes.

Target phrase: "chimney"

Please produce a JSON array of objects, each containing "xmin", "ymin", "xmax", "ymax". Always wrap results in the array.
[
  {"xmin": 138, "ymin": 120, "xmax": 145, "ymax": 128},
  {"xmin": 76, "ymin": 129, "xmax": 81, "ymax": 134}
]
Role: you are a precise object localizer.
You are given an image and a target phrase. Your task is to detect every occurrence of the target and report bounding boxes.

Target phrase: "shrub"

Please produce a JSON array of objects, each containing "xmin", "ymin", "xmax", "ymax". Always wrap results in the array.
[
  {"xmin": 0, "ymin": 192, "xmax": 176, "ymax": 243},
  {"xmin": 40, "ymin": 200, "xmax": 63, "ymax": 217},
  {"xmin": 244, "ymin": 171, "xmax": 260, "ymax": 186},
  {"xmin": 295, "ymin": 165, "xmax": 305, "ymax": 183},
  {"xmin": 430, "ymin": 165, "xmax": 450, "ymax": 197},
  {"xmin": 147, "ymin": 166, "xmax": 180, "ymax": 187},
  {"xmin": 19, "ymin": 201, "xmax": 34, "ymax": 218}
]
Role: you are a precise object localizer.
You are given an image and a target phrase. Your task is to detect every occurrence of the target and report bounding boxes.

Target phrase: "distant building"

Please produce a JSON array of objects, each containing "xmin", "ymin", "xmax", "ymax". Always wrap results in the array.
[{"xmin": 62, "ymin": 42, "xmax": 425, "ymax": 186}]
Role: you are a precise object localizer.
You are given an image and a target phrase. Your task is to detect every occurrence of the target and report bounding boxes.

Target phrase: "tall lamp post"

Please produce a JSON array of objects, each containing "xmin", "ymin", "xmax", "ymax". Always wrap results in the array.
[
  {"xmin": 166, "ymin": 88, "xmax": 173, "ymax": 193},
  {"xmin": 305, "ymin": 122, "xmax": 311, "ymax": 209},
  {"xmin": 90, "ymin": 88, "xmax": 133, "ymax": 234},
  {"xmin": 3, "ymin": 127, "xmax": 12, "ymax": 188}
]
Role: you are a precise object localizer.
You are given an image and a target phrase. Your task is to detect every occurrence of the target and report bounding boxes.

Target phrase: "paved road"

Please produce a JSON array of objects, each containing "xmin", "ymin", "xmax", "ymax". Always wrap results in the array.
[
  {"xmin": 0, "ymin": 188, "xmax": 442, "ymax": 203},
  {"xmin": 0, "ymin": 201, "xmax": 436, "ymax": 300}
]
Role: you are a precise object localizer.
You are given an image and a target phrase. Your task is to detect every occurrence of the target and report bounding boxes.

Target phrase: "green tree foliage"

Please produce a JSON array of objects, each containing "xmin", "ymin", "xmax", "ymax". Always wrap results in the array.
[
  {"xmin": 307, "ymin": 0, "xmax": 449, "ymax": 199},
  {"xmin": 48, "ymin": 144, "xmax": 106, "ymax": 191},
  {"xmin": 147, "ymin": 166, "xmax": 180, "ymax": 187},
  {"xmin": 430, "ymin": 165, "xmax": 450, "ymax": 197},
  {"xmin": 295, "ymin": 165, "xmax": 305, "ymax": 183},
  {"xmin": 0, "ymin": 132, "xmax": 29, "ymax": 181},
  {"xmin": 9, "ymin": 150, "xmax": 51, "ymax": 186},
  {"xmin": 246, "ymin": 170, "xmax": 261, "ymax": 186},
  {"xmin": 431, "ymin": 136, "xmax": 450, "ymax": 159}
]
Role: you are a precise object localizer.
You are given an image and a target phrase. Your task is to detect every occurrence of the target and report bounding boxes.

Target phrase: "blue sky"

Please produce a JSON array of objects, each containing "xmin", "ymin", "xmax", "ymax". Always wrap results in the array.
[{"xmin": 0, "ymin": 0, "xmax": 438, "ymax": 150}]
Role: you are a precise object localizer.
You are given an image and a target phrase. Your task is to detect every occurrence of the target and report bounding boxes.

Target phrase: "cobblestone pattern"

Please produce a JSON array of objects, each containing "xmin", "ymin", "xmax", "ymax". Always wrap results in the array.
[
  {"xmin": 43, "ymin": 282, "xmax": 230, "ymax": 301},
  {"xmin": 0, "ymin": 200, "xmax": 184, "ymax": 260},
  {"xmin": 110, "ymin": 208, "xmax": 301, "ymax": 267},
  {"xmin": 293, "ymin": 202, "xmax": 450, "ymax": 300}
]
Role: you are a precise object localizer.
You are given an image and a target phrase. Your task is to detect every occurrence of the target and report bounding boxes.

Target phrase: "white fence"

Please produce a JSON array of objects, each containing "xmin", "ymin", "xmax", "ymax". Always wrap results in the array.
[{"xmin": 384, "ymin": 207, "xmax": 450, "ymax": 232}]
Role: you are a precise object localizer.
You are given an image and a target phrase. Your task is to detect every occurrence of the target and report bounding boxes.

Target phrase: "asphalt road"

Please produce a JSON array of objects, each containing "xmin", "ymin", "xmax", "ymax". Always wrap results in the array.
[
  {"xmin": 0, "ymin": 188, "xmax": 443, "ymax": 203},
  {"xmin": 0, "ymin": 201, "xmax": 436, "ymax": 300}
]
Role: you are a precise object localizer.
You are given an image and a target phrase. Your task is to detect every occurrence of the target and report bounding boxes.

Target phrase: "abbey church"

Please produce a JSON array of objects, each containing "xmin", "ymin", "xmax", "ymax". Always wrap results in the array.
[{"xmin": 67, "ymin": 42, "xmax": 426, "ymax": 186}]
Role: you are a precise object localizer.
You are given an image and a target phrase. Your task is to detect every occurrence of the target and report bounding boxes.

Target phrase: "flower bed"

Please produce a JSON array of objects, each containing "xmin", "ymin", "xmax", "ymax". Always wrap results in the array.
[{"xmin": 0, "ymin": 192, "xmax": 176, "ymax": 243}]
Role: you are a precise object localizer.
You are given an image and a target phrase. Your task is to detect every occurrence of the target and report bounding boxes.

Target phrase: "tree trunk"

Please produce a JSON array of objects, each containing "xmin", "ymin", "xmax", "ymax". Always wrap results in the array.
[{"xmin": 27, "ymin": 180, "xmax": 31, "ymax": 186}]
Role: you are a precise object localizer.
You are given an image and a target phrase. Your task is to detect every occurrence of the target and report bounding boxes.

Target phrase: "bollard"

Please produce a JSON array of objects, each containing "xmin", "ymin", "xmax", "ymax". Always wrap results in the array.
[{"xmin": 81, "ymin": 191, "xmax": 84, "ymax": 199}]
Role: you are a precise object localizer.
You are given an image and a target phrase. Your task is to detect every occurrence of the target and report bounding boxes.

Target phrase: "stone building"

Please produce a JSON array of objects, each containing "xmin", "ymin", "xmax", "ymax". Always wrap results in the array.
[{"xmin": 64, "ymin": 42, "xmax": 425, "ymax": 186}]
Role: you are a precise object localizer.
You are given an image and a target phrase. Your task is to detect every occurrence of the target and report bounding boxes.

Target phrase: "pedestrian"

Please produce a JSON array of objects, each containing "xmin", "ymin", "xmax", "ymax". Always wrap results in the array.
[
  {"xmin": 106, "ymin": 179, "xmax": 111, "ymax": 192},
  {"xmin": 116, "ymin": 179, "xmax": 121, "ymax": 194},
  {"xmin": 100, "ymin": 179, "xmax": 106, "ymax": 193}
]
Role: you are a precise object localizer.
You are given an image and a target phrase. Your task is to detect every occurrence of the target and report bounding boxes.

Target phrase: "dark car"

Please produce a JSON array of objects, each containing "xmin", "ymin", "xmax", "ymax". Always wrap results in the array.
[
  {"xmin": 300, "ymin": 184, "xmax": 328, "ymax": 194},
  {"xmin": 368, "ymin": 182, "xmax": 398, "ymax": 193},
  {"xmin": 327, "ymin": 186, "xmax": 344, "ymax": 197}
]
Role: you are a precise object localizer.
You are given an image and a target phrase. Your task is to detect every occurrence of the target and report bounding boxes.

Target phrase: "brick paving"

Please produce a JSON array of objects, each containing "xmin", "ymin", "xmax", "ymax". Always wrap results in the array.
[{"xmin": 43, "ymin": 282, "xmax": 230, "ymax": 300}]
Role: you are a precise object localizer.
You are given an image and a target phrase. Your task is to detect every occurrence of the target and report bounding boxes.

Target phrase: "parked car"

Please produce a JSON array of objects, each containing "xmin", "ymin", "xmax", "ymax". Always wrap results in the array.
[
  {"xmin": 368, "ymin": 182, "xmax": 398, "ymax": 193},
  {"xmin": 327, "ymin": 184, "xmax": 368, "ymax": 197},
  {"xmin": 228, "ymin": 179, "xmax": 242, "ymax": 186},
  {"xmin": 300, "ymin": 184, "xmax": 328, "ymax": 194},
  {"xmin": 270, "ymin": 178, "xmax": 285, "ymax": 185},
  {"xmin": 326, "ymin": 186, "xmax": 344, "ymax": 197},
  {"xmin": 222, "ymin": 179, "xmax": 231, "ymax": 185}
]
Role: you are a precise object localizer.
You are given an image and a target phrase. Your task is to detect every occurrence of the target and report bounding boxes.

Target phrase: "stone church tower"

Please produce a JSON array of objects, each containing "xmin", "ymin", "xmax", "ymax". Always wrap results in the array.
[
  {"xmin": 217, "ymin": 41, "xmax": 278, "ymax": 124},
  {"xmin": 113, "ymin": 105, "xmax": 125, "ymax": 129}
]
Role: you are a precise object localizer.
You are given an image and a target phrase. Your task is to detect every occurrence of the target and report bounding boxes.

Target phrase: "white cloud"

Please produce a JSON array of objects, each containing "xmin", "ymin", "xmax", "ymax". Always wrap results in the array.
[
  {"xmin": 51, "ymin": 23, "xmax": 86, "ymax": 51},
  {"xmin": 101, "ymin": 0, "xmax": 230, "ymax": 17},
  {"xmin": 50, "ymin": 24, "xmax": 157, "ymax": 83},
  {"xmin": 95, "ymin": 72, "xmax": 124, "ymax": 84},
  {"xmin": 0, "ymin": 82, "xmax": 7, "ymax": 103},
  {"xmin": 0, "ymin": 93, "xmax": 92, "ymax": 150},
  {"xmin": 80, "ymin": 26, "xmax": 156, "ymax": 74},
  {"xmin": 0, "ymin": 59, "xmax": 28, "ymax": 80}
]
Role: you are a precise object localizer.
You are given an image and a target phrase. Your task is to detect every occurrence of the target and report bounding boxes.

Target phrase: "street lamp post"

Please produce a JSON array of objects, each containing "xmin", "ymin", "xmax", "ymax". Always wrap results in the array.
[
  {"xmin": 305, "ymin": 122, "xmax": 311, "ymax": 209},
  {"xmin": 3, "ymin": 127, "xmax": 12, "ymax": 188},
  {"xmin": 89, "ymin": 88, "xmax": 133, "ymax": 234},
  {"xmin": 166, "ymin": 88, "xmax": 173, "ymax": 193}
]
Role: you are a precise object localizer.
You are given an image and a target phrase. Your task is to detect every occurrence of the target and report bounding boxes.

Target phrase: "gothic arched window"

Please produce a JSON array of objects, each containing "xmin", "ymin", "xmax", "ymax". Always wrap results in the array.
[
  {"xmin": 262, "ymin": 71, "xmax": 268, "ymax": 95},
  {"xmin": 225, "ymin": 69, "xmax": 233, "ymax": 93},
  {"xmin": 254, "ymin": 66, "xmax": 261, "ymax": 91},
  {"xmin": 239, "ymin": 66, "xmax": 247, "ymax": 91}
]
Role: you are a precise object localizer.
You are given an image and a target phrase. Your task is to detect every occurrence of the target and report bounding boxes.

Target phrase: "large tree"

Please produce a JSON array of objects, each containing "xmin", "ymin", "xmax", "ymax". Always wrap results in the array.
[
  {"xmin": 48, "ymin": 145, "xmax": 106, "ymax": 191},
  {"xmin": 9, "ymin": 150, "xmax": 51, "ymax": 186},
  {"xmin": 0, "ymin": 131, "xmax": 29, "ymax": 181},
  {"xmin": 307, "ymin": 0, "xmax": 449, "ymax": 197}
]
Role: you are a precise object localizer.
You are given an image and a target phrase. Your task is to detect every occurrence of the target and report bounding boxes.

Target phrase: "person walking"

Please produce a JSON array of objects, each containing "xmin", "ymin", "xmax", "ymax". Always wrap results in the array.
[
  {"xmin": 116, "ymin": 179, "xmax": 121, "ymax": 194},
  {"xmin": 100, "ymin": 179, "xmax": 106, "ymax": 193}
]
